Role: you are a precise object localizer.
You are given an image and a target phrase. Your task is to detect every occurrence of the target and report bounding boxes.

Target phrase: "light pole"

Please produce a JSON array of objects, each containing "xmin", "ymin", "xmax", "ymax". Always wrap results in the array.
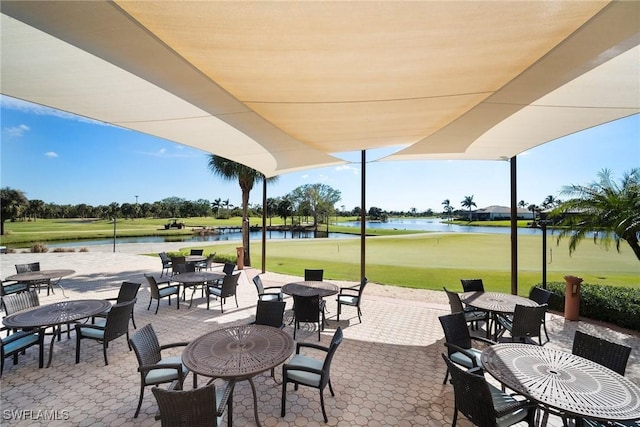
[{"xmin": 112, "ymin": 216, "xmax": 117, "ymax": 253}]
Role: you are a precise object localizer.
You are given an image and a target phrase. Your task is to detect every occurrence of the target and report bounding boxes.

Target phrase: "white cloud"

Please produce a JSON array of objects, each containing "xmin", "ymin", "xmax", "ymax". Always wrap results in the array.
[
  {"xmin": 335, "ymin": 164, "xmax": 360, "ymax": 174},
  {"xmin": 45, "ymin": 152, "xmax": 58, "ymax": 158},
  {"xmin": 1, "ymin": 94, "xmax": 110, "ymax": 126},
  {"xmin": 5, "ymin": 124, "xmax": 30, "ymax": 137}
]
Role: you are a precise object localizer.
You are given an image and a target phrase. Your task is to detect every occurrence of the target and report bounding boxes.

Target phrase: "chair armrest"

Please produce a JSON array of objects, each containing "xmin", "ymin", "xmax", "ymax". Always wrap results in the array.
[
  {"xmin": 263, "ymin": 286, "xmax": 282, "ymax": 292},
  {"xmin": 339, "ymin": 287, "xmax": 359, "ymax": 295},
  {"xmin": 216, "ymin": 380, "xmax": 236, "ymax": 416},
  {"xmin": 103, "ymin": 297, "xmax": 118, "ymax": 302},
  {"xmin": 75, "ymin": 324, "xmax": 105, "ymax": 332},
  {"xmin": 1, "ymin": 329, "xmax": 39, "ymax": 344},
  {"xmin": 139, "ymin": 362, "xmax": 184, "ymax": 375},
  {"xmin": 494, "ymin": 399, "xmax": 537, "ymax": 419},
  {"xmin": 444, "ymin": 343, "xmax": 479, "ymax": 367},
  {"xmin": 283, "ymin": 363, "xmax": 323, "ymax": 376},
  {"xmin": 296, "ymin": 342, "xmax": 329, "ymax": 354},
  {"xmin": 159, "ymin": 341, "xmax": 190, "ymax": 351}
]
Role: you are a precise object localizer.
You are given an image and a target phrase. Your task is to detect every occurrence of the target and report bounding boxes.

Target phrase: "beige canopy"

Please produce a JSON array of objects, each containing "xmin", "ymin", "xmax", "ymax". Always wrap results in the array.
[{"xmin": 2, "ymin": 1, "xmax": 638, "ymax": 176}]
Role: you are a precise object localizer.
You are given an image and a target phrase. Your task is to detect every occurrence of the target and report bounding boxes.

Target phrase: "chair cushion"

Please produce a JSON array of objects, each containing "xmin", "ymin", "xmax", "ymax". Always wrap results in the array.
[
  {"xmin": 2, "ymin": 333, "xmax": 38, "ymax": 355},
  {"xmin": 158, "ymin": 286, "xmax": 178, "ymax": 297},
  {"xmin": 2, "ymin": 283, "xmax": 28, "ymax": 295},
  {"xmin": 464, "ymin": 310, "xmax": 487, "ymax": 322},
  {"xmin": 259, "ymin": 293, "xmax": 281, "ymax": 302},
  {"xmin": 286, "ymin": 354, "xmax": 323, "ymax": 387},
  {"xmin": 489, "ymin": 383, "xmax": 530, "ymax": 427},
  {"xmin": 449, "ymin": 348, "xmax": 482, "ymax": 369},
  {"xmin": 338, "ymin": 295, "xmax": 358, "ymax": 306},
  {"xmin": 144, "ymin": 356, "xmax": 189, "ymax": 384},
  {"xmin": 209, "ymin": 287, "xmax": 222, "ymax": 297},
  {"xmin": 79, "ymin": 327, "xmax": 105, "ymax": 339}
]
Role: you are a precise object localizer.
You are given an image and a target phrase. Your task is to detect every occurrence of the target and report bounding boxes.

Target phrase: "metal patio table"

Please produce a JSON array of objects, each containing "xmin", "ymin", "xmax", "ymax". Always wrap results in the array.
[
  {"xmin": 2, "ymin": 299, "xmax": 111, "ymax": 368},
  {"xmin": 182, "ymin": 324, "xmax": 294, "ymax": 426},
  {"xmin": 172, "ymin": 271, "xmax": 225, "ymax": 308},
  {"xmin": 482, "ymin": 343, "xmax": 640, "ymax": 425},
  {"xmin": 461, "ymin": 291, "xmax": 538, "ymax": 339},
  {"xmin": 5, "ymin": 269, "xmax": 76, "ymax": 298}
]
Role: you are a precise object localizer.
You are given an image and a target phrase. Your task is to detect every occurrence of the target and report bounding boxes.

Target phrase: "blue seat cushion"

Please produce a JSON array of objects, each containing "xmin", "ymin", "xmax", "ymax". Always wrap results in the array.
[
  {"xmin": 449, "ymin": 348, "xmax": 482, "ymax": 369},
  {"xmin": 2, "ymin": 332, "xmax": 39, "ymax": 355},
  {"xmin": 338, "ymin": 295, "xmax": 358, "ymax": 306},
  {"xmin": 79, "ymin": 327, "xmax": 105, "ymax": 339},
  {"xmin": 144, "ymin": 356, "xmax": 189, "ymax": 384},
  {"xmin": 489, "ymin": 383, "xmax": 530, "ymax": 427},
  {"xmin": 159, "ymin": 286, "xmax": 178, "ymax": 297},
  {"xmin": 286, "ymin": 354, "xmax": 323, "ymax": 387}
]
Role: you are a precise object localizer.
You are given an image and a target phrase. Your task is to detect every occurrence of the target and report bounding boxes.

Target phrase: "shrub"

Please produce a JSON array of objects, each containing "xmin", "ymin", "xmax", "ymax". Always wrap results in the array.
[
  {"xmin": 52, "ymin": 247, "xmax": 76, "ymax": 253},
  {"xmin": 531, "ymin": 282, "xmax": 640, "ymax": 332},
  {"xmin": 79, "ymin": 247, "xmax": 89, "ymax": 252},
  {"xmin": 31, "ymin": 242, "xmax": 49, "ymax": 253}
]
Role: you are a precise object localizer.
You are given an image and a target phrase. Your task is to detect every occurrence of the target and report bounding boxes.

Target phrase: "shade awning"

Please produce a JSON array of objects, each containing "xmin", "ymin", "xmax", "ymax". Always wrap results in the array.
[{"xmin": 1, "ymin": 1, "xmax": 638, "ymax": 176}]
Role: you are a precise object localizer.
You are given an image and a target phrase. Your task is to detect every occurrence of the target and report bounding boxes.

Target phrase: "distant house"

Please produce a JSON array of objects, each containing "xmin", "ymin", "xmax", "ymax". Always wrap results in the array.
[{"xmin": 474, "ymin": 205, "xmax": 534, "ymax": 220}]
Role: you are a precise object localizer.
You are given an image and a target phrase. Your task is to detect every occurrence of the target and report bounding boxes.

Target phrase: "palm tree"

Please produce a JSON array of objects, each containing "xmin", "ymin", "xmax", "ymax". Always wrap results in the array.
[
  {"xmin": 461, "ymin": 195, "xmax": 476, "ymax": 221},
  {"xmin": 441, "ymin": 199, "xmax": 453, "ymax": 221},
  {"xmin": 518, "ymin": 200, "xmax": 527, "ymax": 209},
  {"xmin": 208, "ymin": 155, "xmax": 278, "ymax": 266},
  {"xmin": 211, "ymin": 198, "xmax": 222, "ymax": 217},
  {"xmin": 550, "ymin": 168, "xmax": 640, "ymax": 261}
]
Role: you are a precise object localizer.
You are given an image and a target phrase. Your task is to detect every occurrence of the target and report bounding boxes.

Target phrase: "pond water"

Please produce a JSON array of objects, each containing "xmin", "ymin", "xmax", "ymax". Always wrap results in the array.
[{"xmin": 46, "ymin": 217, "xmax": 545, "ymax": 248}]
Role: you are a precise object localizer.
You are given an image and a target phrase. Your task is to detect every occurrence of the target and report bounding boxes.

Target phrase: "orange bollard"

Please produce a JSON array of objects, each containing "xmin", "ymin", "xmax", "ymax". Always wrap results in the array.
[{"xmin": 563, "ymin": 275, "xmax": 583, "ymax": 321}]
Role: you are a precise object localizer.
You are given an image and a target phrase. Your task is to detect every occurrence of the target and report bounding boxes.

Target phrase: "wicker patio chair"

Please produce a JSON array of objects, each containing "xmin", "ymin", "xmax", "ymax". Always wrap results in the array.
[
  {"xmin": 15, "ymin": 262, "xmax": 52, "ymax": 295},
  {"xmin": 439, "ymin": 312, "xmax": 496, "ymax": 384},
  {"xmin": 189, "ymin": 249, "xmax": 204, "ymax": 256},
  {"xmin": 252, "ymin": 275, "xmax": 283, "ymax": 302},
  {"xmin": 152, "ymin": 381, "xmax": 233, "ymax": 427},
  {"xmin": 336, "ymin": 277, "xmax": 368, "ymax": 323},
  {"xmin": 93, "ymin": 281, "xmax": 141, "ymax": 329},
  {"xmin": 144, "ymin": 274, "xmax": 180, "ymax": 314},
  {"xmin": 304, "ymin": 269, "xmax": 324, "ymax": 281},
  {"xmin": 1, "ymin": 325, "xmax": 44, "ymax": 376},
  {"xmin": 206, "ymin": 273, "xmax": 240, "ymax": 313},
  {"xmin": 529, "ymin": 287, "xmax": 553, "ymax": 343},
  {"xmin": 496, "ymin": 304, "xmax": 547, "ymax": 346},
  {"xmin": 75, "ymin": 299, "xmax": 135, "ymax": 365},
  {"xmin": 196, "ymin": 253, "xmax": 216, "ymax": 271},
  {"xmin": 1, "ymin": 280, "xmax": 28, "ymax": 310},
  {"xmin": 441, "ymin": 353, "xmax": 536, "ymax": 427},
  {"xmin": 158, "ymin": 252, "xmax": 172, "ymax": 277},
  {"xmin": 572, "ymin": 330, "xmax": 631, "ymax": 375},
  {"xmin": 292, "ymin": 294, "xmax": 323, "ymax": 341},
  {"xmin": 251, "ymin": 300, "xmax": 286, "ymax": 378},
  {"xmin": 460, "ymin": 278, "xmax": 485, "ymax": 292},
  {"xmin": 443, "ymin": 287, "xmax": 488, "ymax": 331},
  {"xmin": 129, "ymin": 323, "xmax": 196, "ymax": 418},
  {"xmin": 281, "ymin": 327, "xmax": 343, "ymax": 423}
]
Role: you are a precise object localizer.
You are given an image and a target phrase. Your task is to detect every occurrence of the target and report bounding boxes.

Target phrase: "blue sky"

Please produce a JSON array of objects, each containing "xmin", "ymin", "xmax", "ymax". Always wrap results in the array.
[{"xmin": 1, "ymin": 95, "xmax": 638, "ymax": 213}]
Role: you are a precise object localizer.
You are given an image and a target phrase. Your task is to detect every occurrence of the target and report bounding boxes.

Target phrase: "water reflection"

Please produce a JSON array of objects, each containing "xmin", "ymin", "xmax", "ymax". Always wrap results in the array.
[{"xmin": 47, "ymin": 217, "xmax": 543, "ymax": 248}]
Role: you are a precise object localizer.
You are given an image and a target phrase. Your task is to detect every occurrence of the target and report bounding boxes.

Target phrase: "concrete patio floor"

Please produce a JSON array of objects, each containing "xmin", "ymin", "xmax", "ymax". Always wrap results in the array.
[{"xmin": 1, "ymin": 249, "xmax": 639, "ymax": 427}]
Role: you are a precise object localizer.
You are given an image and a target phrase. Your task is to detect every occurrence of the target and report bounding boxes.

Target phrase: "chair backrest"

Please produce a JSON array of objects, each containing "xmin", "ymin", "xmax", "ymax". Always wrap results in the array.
[
  {"xmin": 222, "ymin": 262, "xmax": 236, "ymax": 275},
  {"xmin": 304, "ymin": 269, "xmax": 323, "ymax": 281},
  {"xmin": 572, "ymin": 330, "xmax": 631, "ymax": 375},
  {"xmin": 104, "ymin": 299, "xmax": 136, "ymax": 342},
  {"xmin": 254, "ymin": 300, "xmax": 286, "ymax": 328},
  {"xmin": 460, "ymin": 279, "xmax": 484, "ymax": 292},
  {"xmin": 356, "ymin": 277, "xmax": 368, "ymax": 300},
  {"xmin": 443, "ymin": 287, "xmax": 465, "ymax": 314},
  {"xmin": 116, "ymin": 281, "xmax": 141, "ymax": 304},
  {"xmin": 529, "ymin": 287, "xmax": 552, "ymax": 305},
  {"xmin": 130, "ymin": 323, "xmax": 162, "ymax": 367},
  {"xmin": 174, "ymin": 263, "xmax": 195, "ymax": 274},
  {"xmin": 3, "ymin": 289, "xmax": 40, "ymax": 315},
  {"xmin": 159, "ymin": 252, "xmax": 171, "ymax": 264},
  {"xmin": 144, "ymin": 275, "xmax": 161, "ymax": 299},
  {"xmin": 15, "ymin": 262, "xmax": 41, "ymax": 274},
  {"xmin": 252, "ymin": 275, "xmax": 265, "ymax": 294},
  {"xmin": 438, "ymin": 312, "xmax": 472, "ymax": 356},
  {"xmin": 293, "ymin": 294, "xmax": 321, "ymax": 323},
  {"xmin": 218, "ymin": 273, "xmax": 240, "ymax": 298},
  {"xmin": 152, "ymin": 383, "xmax": 223, "ymax": 427},
  {"xmin": 203, "ymin": 253, "xmax": 216, "ymax": 268},
  {"xmin": 441, "ymin": 353, "xmax": 498, "ymax": 427},
  {"xmin": 190, "ymin": 249, "xmax": 204, "ymax": 256},
  {"xmin": 510, "ymin": 304, "xmax": 547, "ymax": 344},
  {"xmin": 320, "ymin": 327, "xmax": 343, "ymax": 389},
  {"xmin": 170, "ymin": 256, "xmax": 186, "ymax": 274}
]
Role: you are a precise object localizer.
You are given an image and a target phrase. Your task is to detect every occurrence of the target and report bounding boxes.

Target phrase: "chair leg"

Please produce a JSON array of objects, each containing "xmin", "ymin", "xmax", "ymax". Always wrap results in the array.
[
  {"xmin": 281, "ymin": 378, "xmax": 288, "ymax": 417},
  {"xmin": 134, "ymin": 384, "xmax": 145, "ymax": 418},
  {"xmin": 442, "ymin": 368, "xmax": 449, "ymax": 385},
  {"xmin": 75, "ymin": 330, "xmax": 81, "ymax": 364},
  {"xmin": 103, "ymin": 342, "xmax": 109, "ymax": 365},
  {"xmin": 155, "ymin": 299, "xmax": 160, "ymax": 315},
  {"xmin": 319, "ymin": 389, "xmax": 328, "ymax": 423},
  {"xmin": 147, "ymin": 297, "xmax": 152, "ymax": 311}
]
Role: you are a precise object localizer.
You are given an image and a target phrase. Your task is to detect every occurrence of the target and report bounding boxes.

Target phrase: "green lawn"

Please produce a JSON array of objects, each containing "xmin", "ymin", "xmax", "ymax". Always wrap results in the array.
[
  {"xmin": 198, "ymin": 233, "xmax": 639, "ymax": 295},
  {"xmin": 3, "ymin": 217, "xmax": 638, "ymax": 295}
]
